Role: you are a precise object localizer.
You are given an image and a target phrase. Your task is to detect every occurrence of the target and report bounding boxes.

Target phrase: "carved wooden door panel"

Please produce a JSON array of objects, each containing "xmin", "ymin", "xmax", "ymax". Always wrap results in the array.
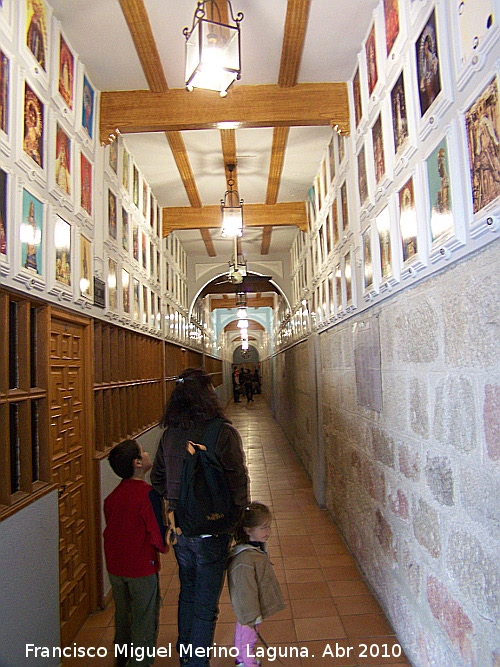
[{"xmin": 50, "ymin": 314, "xmax": 91, "ymax": 644}]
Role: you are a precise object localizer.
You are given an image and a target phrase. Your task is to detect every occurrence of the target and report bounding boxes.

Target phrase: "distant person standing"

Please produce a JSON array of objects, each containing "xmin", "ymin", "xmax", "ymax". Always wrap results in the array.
[{"xmin": 232, "ymin": 366, "xmax": 241, "ymax": 403}]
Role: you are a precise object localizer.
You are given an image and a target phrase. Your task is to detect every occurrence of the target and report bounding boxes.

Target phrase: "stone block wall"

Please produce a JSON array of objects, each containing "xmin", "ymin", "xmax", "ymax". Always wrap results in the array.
[{"xmin": 277, "ymin": 240, "xmax": 500, "ymax": 667}]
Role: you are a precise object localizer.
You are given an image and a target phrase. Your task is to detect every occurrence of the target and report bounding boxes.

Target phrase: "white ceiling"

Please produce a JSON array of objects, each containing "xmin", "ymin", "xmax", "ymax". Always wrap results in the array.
[{"xmin": 49, "ymin": 0, "xmax": 379, "ymax": 266}]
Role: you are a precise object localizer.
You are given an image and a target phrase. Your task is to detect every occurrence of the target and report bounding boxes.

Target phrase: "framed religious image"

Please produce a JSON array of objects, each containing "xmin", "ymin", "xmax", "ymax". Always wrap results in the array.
[
  {"xmin": 416, "ymin": 9, "xmax": 441, "ymax": 118},
  {"xmin": 325, "ymin": 207, "xmax": 333, "ymax": 256},
  {"xmin": 142, "ymin": 230, "xmax": 147, "ymax": 270},
  {"xmin": 107, "ymin": 258, "xmax": 117, "ymax": 311},
  {"xmin": 464, "ymin": 76, "xmax": 500, "ymax": 216},
  {"xmin": 455, "ymin": 0, "xmax": 496, "ymax": 73},
  {"xmin": 366, "ymin": 23, "xmax": 378, "ymax": 97},
  {"xmin": 376, "ymin": 205, "xmax": 392, "ymax": 281},
  {"xmin": 142, "ymin": 284, "xmax": 148, "ymax": 324},
  {"xmin": 390, "ymin": 71, "xmax": 409, "ymax": 156},
  {"xmin": 0, "ymin": 48, "xmax": 9, "ymax": 139},
  {"xmin": 335, "ymin": 263, "xmax": 342, "ymax": 313},
  {"xmin": 108, "ymin": 139, "xmax": 118, "ymax": 175},
  {"xmin": 122, "ymin": 146, "xmax": 130, "ymax": 191},
  {"xmin": 0, "ymin": 167, "xmax": 7, "ymax": 257},
  {"xmin": 425, "ymin": 134, "xmax": 455, "ymax": 248},
  {"xmin": 340, "ymin": 182, "xmax": 349, "ymax": 233},
  {"xmin": 80, "ymin": 151, "xmax": 92, "ymax": 216},
  {"xmin": 398, "ymin": 177, "xmax": 418, "ymax": 264},
  {"xmin": 20, "ymin": 187, "xmax": 44, "ymax": 276},
  {"xmin": 362, "ymin": 226, "xmax": 374, "ymax": 293},
  {"xmin": 53, "ymin": 215, "xmax": 71, "ymax": 288},
  {"xmin": 315, "ymin": 172, "xmax": 322, "ymax": 213},
  {"xmin": 132, "ymin": 221, "xmax": 139, "ymax": 262},
  {"xmin": 149, "ymin": 242, "xmax": 155, "ymax": 279},
  {"xmin": 328, "ymin": 135, "xmax": 336, "ymax": 183},
  {"xmin": 307, "ymin": 185, "xmax": 316, "ymax": 225},
  {"xmin": 338, "ymin": 134, "xmax": 345, "ymax": 164},
  {"xmin": 122, "ymin": 268, "xmax": 130, "ymax": 315},
  {"xmin": 25, "ymin": 0, "xmax": 49, "ymax": 75},
  {"xmin": 54, "ymin": 122, "xmax": 71, "ymax": 196},
  {"xmin": 353, "ymin": 67, "xmax": 362, "ymax": 128},
  {"xmin": 344, "ymin": 250, "xmax": 353, "ymax": 306},
  {"xmin": 54, "ymin": 28, "xmax": 76, "ymax": 116},
  {"xmin": 332, "ymin": 199, "xmax": 339, "ymax": 245},
  {"xmin": 142, "ymin": 179, "xmax": 148, "ymax": 220},
  {"xmin": 133, "ymin": 278, "xmax": 140, "ymax": 321},
  {"xmin": 80, "ymin": 72, "xmax": 95, "ymax": 141},
  {"xmin": 132, "ymin": 163, "xmax": 139, "ymax": 207},
  {"xmin": 121, "ymin": 207, "xmax": 129, "ymax": 253},
  {"xmin": 108, "ymin": 188, "xmax": 117, "ymax": 240},
  {"xmin": 156, "ymin": 295, "xmax": 162, "ymax": 331},
  {"xmin": 79, "ymin": 234, "xmax": 92, "ymax": 298},
  {"xmin": 372, "ymin": 114, "xmax": 386, "ymax": 185},
  {"xmin": 149, "ymin": 289, "xmax": 155, "ymax": 328},
  {"xmin": 23, "ymin": 80, "xmax": 44, "ymax": 171},
  {"xmin": 357, "ymin": 144, "xmax": 369, "ymax": 207},
  {"xmin": 384, "ymin": 0, "xmax": 400, "ymax": 57}
]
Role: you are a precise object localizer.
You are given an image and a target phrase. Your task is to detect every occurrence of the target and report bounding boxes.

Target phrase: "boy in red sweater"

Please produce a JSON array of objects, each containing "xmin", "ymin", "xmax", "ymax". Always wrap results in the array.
[{"xmin": 104, "ymin": 439, "xmax": 167, "ymax": 667}]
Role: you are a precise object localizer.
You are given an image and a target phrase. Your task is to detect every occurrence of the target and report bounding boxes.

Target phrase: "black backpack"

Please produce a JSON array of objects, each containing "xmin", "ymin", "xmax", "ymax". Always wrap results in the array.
[{"xmin": 176, "ymin": 418, "xmax": 238, "ymax": 537}]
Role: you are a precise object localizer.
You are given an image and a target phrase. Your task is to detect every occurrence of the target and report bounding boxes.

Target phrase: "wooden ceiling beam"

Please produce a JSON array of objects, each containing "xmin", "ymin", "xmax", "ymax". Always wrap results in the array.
[
  {"xmin": 100, "ymin": 83, "xmax": 349, "ymax": 142},
  {"xmin": 210, "ymin": 296, "xmax": 274, "ymax": 311},
  {"xmin": 162, "ymin": 201, "xmax": 307, "ymax": 236}
]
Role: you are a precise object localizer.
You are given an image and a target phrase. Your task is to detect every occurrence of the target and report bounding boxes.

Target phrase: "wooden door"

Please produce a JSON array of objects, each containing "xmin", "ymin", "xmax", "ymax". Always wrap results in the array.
[{"xmin": 49, "ymin": 311, "xmax": 93, "ymax": 644}]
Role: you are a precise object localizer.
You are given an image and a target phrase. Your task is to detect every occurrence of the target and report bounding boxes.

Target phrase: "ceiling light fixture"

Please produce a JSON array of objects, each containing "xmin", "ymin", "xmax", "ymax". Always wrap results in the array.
[
  {"xmin": 221, "ymin": 163, "xmax": 243, "ymax": 237},
  {"xmin": 183, "ymin": 0, "xmax": 243, "ymax": 97}
]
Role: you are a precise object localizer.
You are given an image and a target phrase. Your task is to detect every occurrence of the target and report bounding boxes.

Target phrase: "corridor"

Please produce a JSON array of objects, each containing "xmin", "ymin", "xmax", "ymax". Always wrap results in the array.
[{"xmin": 64, "ymin": 396, "xmax": 411, "ymax": 667}]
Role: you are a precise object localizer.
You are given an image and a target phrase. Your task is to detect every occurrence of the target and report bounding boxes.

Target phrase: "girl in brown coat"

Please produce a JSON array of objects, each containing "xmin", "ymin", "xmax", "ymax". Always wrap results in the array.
[{"xmin": 227, "ymin": 503, "xmax": 285, "ymax": 667}]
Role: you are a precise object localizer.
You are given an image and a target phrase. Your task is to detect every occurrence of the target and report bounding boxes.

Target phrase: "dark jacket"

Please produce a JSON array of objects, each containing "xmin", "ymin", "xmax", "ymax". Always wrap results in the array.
[{"xmin": 151, "ymin": 419, "xmax": 249, "ymax": 513}]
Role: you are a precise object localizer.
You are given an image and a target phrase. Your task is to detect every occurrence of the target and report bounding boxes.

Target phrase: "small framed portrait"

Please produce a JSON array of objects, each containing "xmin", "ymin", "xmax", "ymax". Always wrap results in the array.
[
  {"xmin": 79, "ymin": 151, "xmax": 92, "ymax": 216},
  {"xmin": 141, "ymin": 229, "xmax": 147, "ymax": 270},
  {"xmin": 0, "ymin": 49, "xmax": 10, "ymax": 138},
  {"xmin": 464, "ymin": 76, "xmax": 500, "ymax": 215},
  {"xmin": 426, "ymin": 135, "xmax": 454, "ymax": 247},
  {"xmin": 132, "ymin": 163, "xmax": 139, "ymax": 207},
  {"xmin": 54, "ymin": 122, "xmax": 72, "ymax": 195},
  {"xmin": 372, "ymin": 114, "xmax": 386, "ymax": 185},
  {"xmin": 20, "ymin": 186, "xmax": 44, "ymax": 276},
  {"xmin": 325, "ymin": 207, "xmax": 333, "ymax": 256},
  {"xmin": 25, "ymin": 0, "xmax": 49, "ymax": 74},
  {"xmin": 23, "ymin": 80, "xmax": 44, "ymax": 170},
  {"xmin": 353, "ymin": 67, "xmax": 362, "ymax": 128},
  {"xmin": 81, "ymin": 73, "xmax": 95, "ymax": 140},
  {"xmin": 357, "ymin": 144, "xmax": 369, "ymax": 207},
  {"xmin": 366, "ymin": 23, "xmax": 378, "ymax": 97},
  {"xmin": 416, "ymin": 9, "xmax": 441, "ymax": 117},
  {"xmin": 108, "ymin": 140, "xmax": 118, "ymax": 175},
  {"xmin": 53, "ymin": 215, "xmax": 71, "ymax": 288},
  {"xmin": 107, "ymin": 258, "xmax": 117, "ymax": 311},
  {"xmin": 108, "ymin": 188, "xmax": 117, "ymax": 240},
  {"xmin": 362, "ymin": 226, "xmax": 374, "ymax": 293},
  {"xmin": 122, "ymin": 146, "xmax": 130, "ymax": 191},
  {"xmin": 142, "ymin": 179, "xmax": 148, "ymax": 220},
  {"xmin": 79, "ymin": 234, "xmax": 92, "ymax": 298},
  {"xmin": 340, "ymin": 182, "xmax": 349, "ymax": 233},
  {"xmin": 133, "ymin": 278, "xmax": 140, "ymax": 321},
  {"xmin": 384, "ymin": 0, "xmax": 400, "ymax": 57},
  {"xmin": 390, "ymin": 71, "xmax": 409, "ymax": 155},
  {"xmin": 156, "ymin": 295, "xmax": 162, "ymax": 330},
  {"xmin": 0, "ymin": 167, "xmax": 8, "ymax": 257},
  {"xmin": 132, "ymin": 220, "xmax": 139, "ymax": 262},
  {"xmin": 142, "ymin": 284, "xmax": 148, "ymax": 324},
  {"xmin": 338, "ymin": 134, "xmax": 346, "ymax": 165},
  {"xmin": 122, "ymin": 268, "xmax": 130, "ymax": 315},
  {"xmin": 307, "ymin": 185, "xmax": 316, "ymax": 225},
  {"xmin": 332, "ymin": 199, "xmax": 339, "ymax": 245},
  {"xmin": 54, "ymin": 27, "xmax": 76, "ymax": 116},
  {"xmin": 398, "ymin": 177, "xmax": 418, "ymax": 264},
  {"xmin": 344, "ymin": 250, "xmax": 353, "ymax": 306},
  {"xmin": 376, "ymin": 205, "xmax": 392, "ymax": 281},
  {"xmin": 121, "ymin": 207, "xmax": 129, "ymax": 253},
  {"xmin": 328, "ymin": 134, "xmax": 336, "ymax": 183}
]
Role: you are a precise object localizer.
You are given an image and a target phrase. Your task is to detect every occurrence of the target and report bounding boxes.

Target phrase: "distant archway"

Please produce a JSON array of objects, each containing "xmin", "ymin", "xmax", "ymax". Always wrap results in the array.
[{"xmin": 233, "ymin": 345, "xmax": 259, "ymax": 365}]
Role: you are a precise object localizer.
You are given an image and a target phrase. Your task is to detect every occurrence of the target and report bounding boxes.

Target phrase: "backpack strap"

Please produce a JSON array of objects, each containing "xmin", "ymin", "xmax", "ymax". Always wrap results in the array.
[{"xmin": 201, "ymin": 418, "xmax": 225, "ymax": 453}]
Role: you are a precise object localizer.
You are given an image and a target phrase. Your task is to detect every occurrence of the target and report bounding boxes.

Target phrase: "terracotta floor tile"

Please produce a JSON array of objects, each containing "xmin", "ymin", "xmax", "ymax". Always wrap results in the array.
[
  {"xmin": 334, "ymin": 595, "xmax": 385, "ymax": 616},
  {"xmin": 294, "ymin": 615, "xmax": 347, "ymax": 641},
  {"xmin": 287, "ymin": 580, "xmax": 332, "ymax": 600},
  {"xmin": 329, "ymin": 579, "xmax": 372, "ymax": 597},
  {"xmin": 284, "ymin": 567, "xmax": 326, "ymax": 583},
  {"xmin": 291, "ymin": 597, "xmax": 339, "ymax": 619},
  {"xmin": 282, "ymin": 555, "xmax": 322, "ymax": 569},
  {"xmin": 342, "ymin": 614, "xmax": 396, "ymax": 639}
]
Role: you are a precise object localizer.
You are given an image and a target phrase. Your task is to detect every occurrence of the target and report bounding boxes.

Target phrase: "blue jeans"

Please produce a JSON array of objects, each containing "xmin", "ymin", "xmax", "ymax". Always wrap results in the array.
[{"xmin": 174, "ymin": 532, "xmax": 231, "ymax": 667}]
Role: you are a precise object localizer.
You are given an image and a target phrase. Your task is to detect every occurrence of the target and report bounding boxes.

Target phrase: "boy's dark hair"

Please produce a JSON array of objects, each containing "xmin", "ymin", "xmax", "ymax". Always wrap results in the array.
[
  {"xmin": 233, "ymin": 502, "xmax": 272, "ymax": 544},
  {"xmin": 108, "ymin": 439, "xmax": 141, "ymax": 479},
  {"xmin": 159, "ymin": 367, "xmax": 227, "ymax": 429}
]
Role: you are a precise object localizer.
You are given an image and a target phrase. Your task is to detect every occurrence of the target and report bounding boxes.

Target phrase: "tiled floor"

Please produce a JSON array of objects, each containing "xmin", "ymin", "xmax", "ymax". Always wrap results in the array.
[{"xmin": 64, "ymin": 395, "xmax": 412, "ymax": 667}]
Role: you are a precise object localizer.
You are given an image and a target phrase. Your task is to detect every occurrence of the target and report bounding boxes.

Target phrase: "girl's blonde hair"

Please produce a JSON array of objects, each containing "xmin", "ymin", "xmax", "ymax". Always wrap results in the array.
[{"xmin": 233, "ymin": 502, "xmax": 272, "ymax": 544}]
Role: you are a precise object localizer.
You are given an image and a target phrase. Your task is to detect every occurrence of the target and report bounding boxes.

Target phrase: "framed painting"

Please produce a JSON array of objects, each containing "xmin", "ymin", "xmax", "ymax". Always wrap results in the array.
[
  {"xmin": 121, "ymin": 207, "xmax": 129, "ymax": 253},
  {"xmin": 357, "ymin": 144, "xmax": 369, "ymax": 207},
  {"xmin": 344, "ymin": 250, "xmax": 353, "ymax": 306},
  {"xmin": 132, "ymin": 163, "xmax": 139, "ymax": 207},
  {"xmin": 416, "ymin": 9, "xmax": 441, "ymax": 117},
  {"xmin": 142, "ymin": 179, "xmax": 148, "ymax": 219},
  {"xmin": 122, "ymin": 146, "xmax": 129, "ymax": 191},
  {"xmin": 55, "ymin": 122, "xmax": 71, "ymax": 195},
  {"xmin": 464, "ymin": 76, "xmax": 500, "ymax": 215},
  {"xmin": 0, "ymin": 167, "xmax": 7, "ymax": 256},
  {"xmin": 142, "ymin": 230, "xmax": 147, "ymax": 270},
  {"xmin": 390, "ymin": 71, "xmax": 409, "ymax": 155},
  {"xmin": 142, "ymin": 284, "xmax": 148, "ymax": 324},
  {"xmin": 362, "ymin": 226, "xmax": 374, "ymax": 292},
  {"xmin": 54, "ymin": 215, "xmax": 71, "ymax": 287},
  {"xmin": 79, "ymin": 234, "xmax": 92, "ymax": 298},
  {"xmin": 107, "ymin": 258, "xmax": 117, "ymax": 310},
  {"xmin": 108, "ymin": 139, "xmax": 118, "ymax": 175},
  {"xmin": 372, "ymin": 114, "xmax": 386, "ymax": 184},
  {"xmin": 332, "ymin": 199, "xmax": 339, "ymax": 245},
  {"xmin": 335, "ymin": 263, "xmax": 342, "ymax": 313},
  {"xmin": 366, "ymin": 23, "xmax": 378, "ymax": 97},
  {"xmin": 20, "ymin": 187, "xmax": 43, "ymax": 275},
  {"xmin": 384, "ymin": 0, "xmax": 400, "ymax": 56},
  {"xmin": 339, "ymin": 133, "xmax": 346, "ymax": 164},
  {"xmin": 26, "ymin": 0, "xmax": 48, "ymax": 72},
  {"xmin": 133, "ymin": 278, "xmax": 140, "ymax": 321},
  {"xmin": 108, "ymin": 188, "xmax": 117, "ymax": 240},
  {"xmin": 328, "ymin": 134, "xmax": 336, "ymax": 183},
  {"xmin": 353, "ymin": 67, "xmax": 362, "ymax": 128},
  {"xmin": 398, "ymin": 177, "xmax": 418, "ymax": 263},
  {"xmin": 122, "ymin": 268, "xmax": 130, "ymax": 315},
  {"xmin": 149, "ymin": 242, "xmax": 155, "ymax": 278},
  {"xmin": 0, "ymin": 49, "xmax": 9, "ymax": 137},
  {"xmin": 426, "ymin": 135, "xmax": 454, "ymax": 247},
  {"xmin": 57, "ymin": 30, "xmax": 75, "ymax": 112},
  {"xmin": 81, "ymin": 73, "xmax": 95, "ymax": 140},
  {"xmin": 376, "ymin": 205, "xmax": 392, "ymax": 281},
  {"xmin": 156, "ymin": 295, "xmax": 162, "ymax": 330},
  {"xmin": 325, "ymin": 207, "xmax": 333, "ymax": 256},
  {"xmin": 340, "ymin": 182, "xmax": 349, "ymax": 232},
  {"xmin": 23, "ymin": 81, "xmax": 44, "ymax": 170},
  {"xmin": 132, "ymin": 221, "xmax": 139, "ymax": 262},
  {"xmin": 80, "ymin": 151, "xmax": 92, "ymax": 216}
]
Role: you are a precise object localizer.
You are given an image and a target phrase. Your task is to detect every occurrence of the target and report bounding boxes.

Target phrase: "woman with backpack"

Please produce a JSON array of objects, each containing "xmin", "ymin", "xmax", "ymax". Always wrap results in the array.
[{"xmin": 151, "ymin": 368, "xmax": 249, "ymax": 667}]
